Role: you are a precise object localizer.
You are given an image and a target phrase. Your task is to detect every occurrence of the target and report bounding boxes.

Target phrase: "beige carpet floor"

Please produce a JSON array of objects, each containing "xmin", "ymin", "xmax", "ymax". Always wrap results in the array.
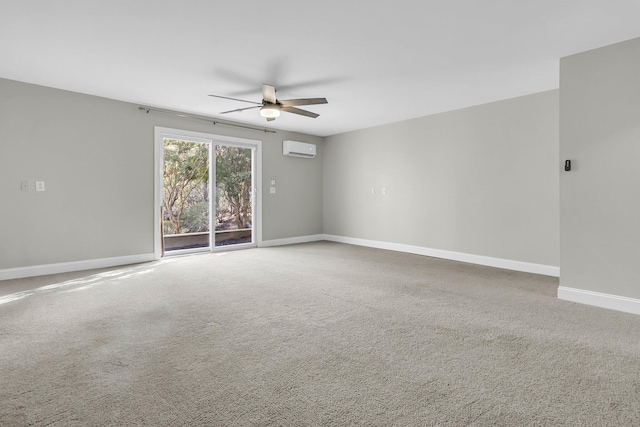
[{"xmin": 1, "ymin": 242, "xmax": 639, "ymax": 426}]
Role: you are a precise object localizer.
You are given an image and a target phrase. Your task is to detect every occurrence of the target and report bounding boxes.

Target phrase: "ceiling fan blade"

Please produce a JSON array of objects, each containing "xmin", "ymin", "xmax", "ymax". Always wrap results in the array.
[
  {"xmin": 281, "ymin": 106, "xmax": 320, "ymax": 118},
  {"xmin": 262, "ymin": 84, "xmax": 277, "ymax": 104},
  {"xmin": 279, "ymin": 98, "xmax": 328, "ymax": 107},
  {"xmin": 220, "ymin": 105, "xmax": 261, "ymax": 114},
  {"xmin": 208, "ymin": 94, "xmax": 262, "ymax": 105}
]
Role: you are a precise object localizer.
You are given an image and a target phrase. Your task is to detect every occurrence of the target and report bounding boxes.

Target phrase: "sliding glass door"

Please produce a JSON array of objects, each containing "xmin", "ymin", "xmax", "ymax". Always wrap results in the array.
[{"xmin": 155, "ymin": 128, "xmax": 260, "ymax": 258}]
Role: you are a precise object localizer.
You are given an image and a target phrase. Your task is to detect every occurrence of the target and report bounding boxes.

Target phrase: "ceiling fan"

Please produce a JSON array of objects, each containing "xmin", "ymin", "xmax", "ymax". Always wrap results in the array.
[{"xmin": 209, "ymin": 84, "xmax": 327, "ymax": 122}]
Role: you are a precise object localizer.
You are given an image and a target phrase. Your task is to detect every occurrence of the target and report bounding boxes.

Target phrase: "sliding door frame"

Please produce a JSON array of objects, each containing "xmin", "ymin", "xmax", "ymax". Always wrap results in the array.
[{"xmin": 153, "ymin": 126, "xmax": 262, "ymax": 260}]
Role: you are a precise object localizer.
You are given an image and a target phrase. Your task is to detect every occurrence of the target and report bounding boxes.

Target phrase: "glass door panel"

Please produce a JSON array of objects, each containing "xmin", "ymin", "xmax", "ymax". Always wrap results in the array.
[
  {"xmin": 162, "ymin": 138, "xmax": 210, "ymax": 253},
  {"xmin": 215, "ymin": 145, "xmax": 253, "ymax": 246}
]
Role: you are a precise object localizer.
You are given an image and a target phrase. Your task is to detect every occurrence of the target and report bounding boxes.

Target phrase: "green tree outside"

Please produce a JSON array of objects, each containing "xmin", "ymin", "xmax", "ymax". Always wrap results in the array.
[
  {"xmin": 162, "ymin": 139, "xmax": 209, "ymax": 235},
  {"xmin": 162, "ymin": 140, "xmax": 252, "ymax": 236},
  {"xmin": 216, "ymin": 146, "xmax": 252, "ymax": 230}
]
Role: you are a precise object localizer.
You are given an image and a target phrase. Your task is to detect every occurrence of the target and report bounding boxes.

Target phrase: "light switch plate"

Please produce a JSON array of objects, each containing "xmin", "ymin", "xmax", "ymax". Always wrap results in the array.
[
  {"xmin": 270, "ymin": 187, "xmax": 276, "ymax": 194},
  {"xmin": 36, "ymin": 181, "xmax": 45, "ymax": 192}
]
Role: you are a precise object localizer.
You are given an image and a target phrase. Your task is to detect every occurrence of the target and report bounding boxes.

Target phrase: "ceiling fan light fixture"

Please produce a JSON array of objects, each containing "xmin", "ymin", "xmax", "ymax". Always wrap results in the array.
[{"xmin": 260, "ymin": 105, "xmax": 281, "ymax": 118}]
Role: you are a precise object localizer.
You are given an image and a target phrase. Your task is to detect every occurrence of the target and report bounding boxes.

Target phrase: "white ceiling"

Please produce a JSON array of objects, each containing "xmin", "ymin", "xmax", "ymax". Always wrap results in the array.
[{"xmin": 2, "ymin": 1, "xmax": 640, "ymax": 137}]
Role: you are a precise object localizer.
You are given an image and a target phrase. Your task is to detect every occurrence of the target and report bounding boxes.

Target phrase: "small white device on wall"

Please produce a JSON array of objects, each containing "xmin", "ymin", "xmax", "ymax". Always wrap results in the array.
[{"xmin": 283, "ymin": 140, "xmax": 316, "ymax": 158}]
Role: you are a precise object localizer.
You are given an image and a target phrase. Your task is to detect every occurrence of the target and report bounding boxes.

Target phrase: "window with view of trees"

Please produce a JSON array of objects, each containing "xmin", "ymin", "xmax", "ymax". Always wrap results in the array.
[
  {"xmin": 162, "ymin": 139, "xmax": 210, "ymax": 236},
  {"xmin": 215, "ymin": 145, "xmax": 252, "ymax": 232},
  {"xmin": 162, "ymin": 139, "xmax": 253, "ymax": 251}
]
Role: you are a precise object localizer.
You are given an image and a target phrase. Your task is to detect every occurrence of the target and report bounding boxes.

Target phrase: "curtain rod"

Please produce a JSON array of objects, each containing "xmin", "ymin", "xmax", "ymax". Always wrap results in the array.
[{"xmin": 138, "ymin": 106, "xmax": 277, "ymax": 134}]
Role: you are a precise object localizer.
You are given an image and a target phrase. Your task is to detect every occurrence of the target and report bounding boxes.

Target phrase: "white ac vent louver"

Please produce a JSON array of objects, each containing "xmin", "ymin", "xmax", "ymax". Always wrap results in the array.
[{"xmin": 283, "ymin": 140, "xmax": 316, "ymax": 158}]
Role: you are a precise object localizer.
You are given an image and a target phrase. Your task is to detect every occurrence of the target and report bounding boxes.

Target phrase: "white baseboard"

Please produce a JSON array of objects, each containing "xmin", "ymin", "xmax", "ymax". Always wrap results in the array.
[
  {"xmin": 558, "ymin": 286, "xmax": 640, "ymax": 316},
  {"xmin": 2, "ymin": 235, "xmax": 558, "ymax": 281},
  {"xmin": 322, "ymin": 234, "xmax": 560, "ymax": 277},
  {"xmin": 0, "ymin": 253, "xmax": 155, "ymax": 281},
  {"xmin": 259, "ymin": 234, "xmax": 325, "ymax": 248}
]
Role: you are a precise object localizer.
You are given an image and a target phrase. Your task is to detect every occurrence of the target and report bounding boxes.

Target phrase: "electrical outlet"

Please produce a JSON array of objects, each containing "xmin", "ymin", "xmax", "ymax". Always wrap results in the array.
[{"xmin": 36, "ymin": 181, "xmax": 45, "ymax": 192}]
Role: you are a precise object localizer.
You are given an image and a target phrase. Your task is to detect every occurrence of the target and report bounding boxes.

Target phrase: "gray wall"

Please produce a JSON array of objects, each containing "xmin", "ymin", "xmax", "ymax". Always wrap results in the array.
[
  {"xmin": 560, "ymin": 37, "xmax": 640, "ymax": 299},
  {"xmin": 323, "ymin": 91, "xmax": 560, "ymax": 267},
  {"xmin": 0, "ymin": 78, "xmax": 323, "ymax": 270}
]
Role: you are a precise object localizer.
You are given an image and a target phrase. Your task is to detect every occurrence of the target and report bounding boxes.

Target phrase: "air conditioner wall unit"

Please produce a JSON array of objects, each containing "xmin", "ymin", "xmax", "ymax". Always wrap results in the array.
[{"xmin": 283, "ymin": 140, "xmax": 316, "ymax": 158}]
